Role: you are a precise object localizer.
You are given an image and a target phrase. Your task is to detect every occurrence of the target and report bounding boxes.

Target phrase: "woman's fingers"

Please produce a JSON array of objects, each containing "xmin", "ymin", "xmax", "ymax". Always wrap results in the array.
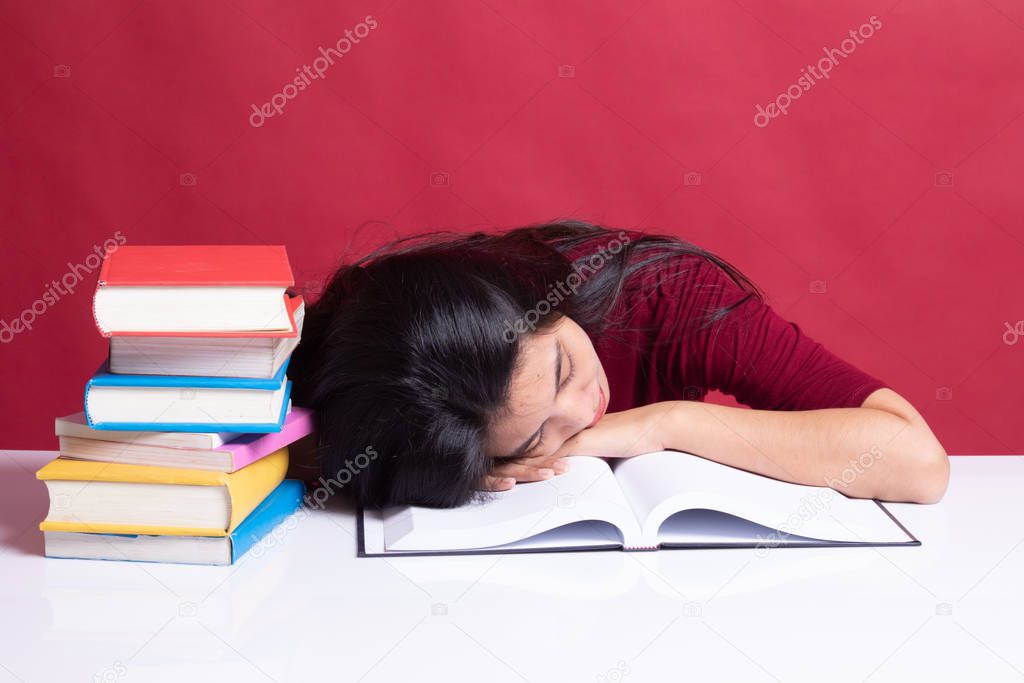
[
  {"xmin": 481, "ymin": 475, "xmax": 515, "ymax": 491},
  {"xmin": 479, "ymin": 458, "xmax": 576, "ymax": 491},
  {"xmin": 494, "ymin": 461, "xmax": 555, "ymax": 482},
  {"xmin": 482, "ymin": 475, "xmax": 516, "ymax": 491},
  {"xmin": 551, "ymin": 458, "xmax": 571, "ymax": 474},
  {"xmin": 479, "ymin": 461, "xmax": 560, "ymax": 491}
]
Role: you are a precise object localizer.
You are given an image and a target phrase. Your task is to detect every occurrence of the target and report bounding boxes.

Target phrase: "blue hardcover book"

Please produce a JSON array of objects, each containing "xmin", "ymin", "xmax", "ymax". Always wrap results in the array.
[
  {"xmin": 42, "ymin": 480, "xmax": 308, "ymax": 565},
  {"xmin": 229, "ymin": 479, "xmax": 307, "ymax": 562},
  {"xmin": 84, "ymin": 358, "xmax": 292, "ymax": 432}
]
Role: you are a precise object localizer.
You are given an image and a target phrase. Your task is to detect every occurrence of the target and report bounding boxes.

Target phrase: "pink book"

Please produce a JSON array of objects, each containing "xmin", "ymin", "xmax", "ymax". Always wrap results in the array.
[
  {"xmin": 215, "ymin": 407, "xmax": 314, "ymax": 471},
  {"xmin": 55, "ymin": 407, "xmax": 315, "ymax": 472}
]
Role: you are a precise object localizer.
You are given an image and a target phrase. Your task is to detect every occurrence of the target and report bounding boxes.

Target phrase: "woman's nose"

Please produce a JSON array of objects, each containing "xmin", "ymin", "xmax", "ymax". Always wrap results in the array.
[{"xmin": 571, "ymin": 380, "xmax": 598, "ymax": 428}]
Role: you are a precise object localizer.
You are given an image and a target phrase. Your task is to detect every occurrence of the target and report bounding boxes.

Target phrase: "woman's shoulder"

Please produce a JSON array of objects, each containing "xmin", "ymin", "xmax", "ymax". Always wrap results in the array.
[
  {"xmin": 561, "ymin": 227, "xmax": 757, "ymax": 328},
  {"xmin": 625, "ymin": 245, "xmax": 739, "ymax": 301}
]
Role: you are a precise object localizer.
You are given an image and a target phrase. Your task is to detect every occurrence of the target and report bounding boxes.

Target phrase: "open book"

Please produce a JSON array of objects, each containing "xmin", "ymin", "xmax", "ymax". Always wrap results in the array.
[{"xmin": 359, "ymin": 451, "xmax": 919, "ymax": 556}]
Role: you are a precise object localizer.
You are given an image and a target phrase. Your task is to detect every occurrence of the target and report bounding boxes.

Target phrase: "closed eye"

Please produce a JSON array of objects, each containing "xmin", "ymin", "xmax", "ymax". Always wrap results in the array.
[
  {"xmin": 527, "ymin": 346, "xmax": 575, "ymax": 455},
  {"xmin": 503, "ymin": 337, "xmax": 574, "ymax": 461},
  {"xmin": 523, "ymin": 429, "xmax": 544, "ymax": 457},
  {"xmin": 558, "ymin": 343, "xmax": 575, "ymax": 390}
]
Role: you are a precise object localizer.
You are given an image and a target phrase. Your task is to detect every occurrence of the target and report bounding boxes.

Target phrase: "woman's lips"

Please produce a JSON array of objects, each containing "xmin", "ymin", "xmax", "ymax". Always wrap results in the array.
[{"xmin": 587, "ymin": 385, "xmax": 607, "ymax": 428}]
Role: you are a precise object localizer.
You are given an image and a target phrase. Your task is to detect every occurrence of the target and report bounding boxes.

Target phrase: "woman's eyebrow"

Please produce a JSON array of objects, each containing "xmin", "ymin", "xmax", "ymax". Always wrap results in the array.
[{"xmin": 500, "ymin": 338, "xmax": 561, "ymax": 460}]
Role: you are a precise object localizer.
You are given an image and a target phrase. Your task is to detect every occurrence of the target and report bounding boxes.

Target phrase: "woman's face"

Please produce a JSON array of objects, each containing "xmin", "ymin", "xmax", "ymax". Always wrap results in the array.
[{"xmin": 485, "ymin": 315, "xmax": 610, "ymax": 462}]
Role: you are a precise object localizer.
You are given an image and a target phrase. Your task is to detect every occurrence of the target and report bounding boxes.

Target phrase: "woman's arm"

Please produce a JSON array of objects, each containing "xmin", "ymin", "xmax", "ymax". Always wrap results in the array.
[
  {"xmin": 513, "ymin": 257, "xmax": 949, "ymax": 502},
  {"xmin": 550, "ymin": 388, "xmax": 949, "ymax": 503},
  {"xmin": 639, "ymin": 257, "xmax": 948, "ymax": 503},
  {"xmin": 604, "ymin": 388, "xmax": 949, "ymax": 504}
]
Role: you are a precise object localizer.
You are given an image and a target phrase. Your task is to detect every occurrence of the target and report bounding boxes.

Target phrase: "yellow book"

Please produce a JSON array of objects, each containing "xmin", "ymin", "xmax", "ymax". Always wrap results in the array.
[{"xmin": 37, "ymin": 447, "xmax": 288, "ymax": 536}]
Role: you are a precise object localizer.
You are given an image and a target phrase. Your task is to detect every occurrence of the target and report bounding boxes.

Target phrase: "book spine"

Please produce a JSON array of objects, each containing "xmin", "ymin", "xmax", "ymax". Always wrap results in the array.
[
  {"xmin": 224, "ymin": 447, "xmax": 289, "ymax": 531},
  {"xmin": 97, "ymin": 247, "xmax": 113, "ymax": 285},
  {"xmin": 219, "ymin": 408, "xmax": 313, "ymax": 471},
  {"xmin": 230, "ymin": 480, "xmax": 306, "ymax": 562},
  {"xmin": 92, "ymin": 283, "xmax": 111, "ymax": 337},
  {"xmin": 82, "ymin": 381, "xmax": 94, "ymax": 426}
]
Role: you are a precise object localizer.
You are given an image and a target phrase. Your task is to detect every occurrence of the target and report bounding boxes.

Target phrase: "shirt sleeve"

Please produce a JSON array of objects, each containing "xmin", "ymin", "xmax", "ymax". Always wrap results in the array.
[{"xmin": 651, "ymin": 255, "xmax": 890, "ymax": 410}]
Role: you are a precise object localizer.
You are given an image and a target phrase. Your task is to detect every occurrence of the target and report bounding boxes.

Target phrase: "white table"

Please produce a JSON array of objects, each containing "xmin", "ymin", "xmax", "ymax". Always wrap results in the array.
[{"xmin": 2, "ymin": 451, "xmax": 1022, "ymax": 683}]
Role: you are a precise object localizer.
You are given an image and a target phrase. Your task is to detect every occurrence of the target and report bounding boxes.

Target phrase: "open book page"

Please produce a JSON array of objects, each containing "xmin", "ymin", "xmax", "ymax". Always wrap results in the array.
[
  {"xmin": 655, "ymin": 508, "xmax": 833, "ymax": 544},
  {"xmin": 381, "ymin": 455, "xmax": 642, "ymax": 552},
  {"xmin": 611, "ymin": 451, "xmax": 914, "ymax": 546}
]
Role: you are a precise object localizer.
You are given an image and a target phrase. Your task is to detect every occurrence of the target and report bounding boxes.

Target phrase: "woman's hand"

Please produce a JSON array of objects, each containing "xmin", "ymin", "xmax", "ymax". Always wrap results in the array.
[
  {"xmin": 482, "ymin": 455, "xmax": 570, "ymax": 492},
  {"xmin": 482, "ymin": 403, "xmax": 676, "ymax": 492},
  {"xmin": 550, "ymin": 403, "xmax": 671, "ymax": 461}
]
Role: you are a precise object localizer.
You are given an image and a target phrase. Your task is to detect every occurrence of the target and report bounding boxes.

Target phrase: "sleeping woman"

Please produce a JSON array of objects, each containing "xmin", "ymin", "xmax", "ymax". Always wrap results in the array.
[{"xmin": 287, "ymin": 220, "xmax": 949, "ymax": 509}]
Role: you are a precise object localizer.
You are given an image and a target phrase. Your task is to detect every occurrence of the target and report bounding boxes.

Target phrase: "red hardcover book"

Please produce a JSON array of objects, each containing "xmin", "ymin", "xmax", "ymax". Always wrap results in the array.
[
  {"xmin": 94, "ymin": 245, "xmax": 296, "ymax": 336},
  {"xmin": 98, "ymin": 245, "xmax": 294, "ymax": 287}
]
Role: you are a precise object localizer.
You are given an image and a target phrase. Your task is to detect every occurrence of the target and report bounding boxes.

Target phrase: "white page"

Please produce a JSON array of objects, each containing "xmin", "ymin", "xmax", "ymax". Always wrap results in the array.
[
  {"xmin": 658, "ymin": 508, "xmax": 835, "ymax": 545},
  {"xmin": 364, "ymin": 517, "xmax": 624, "ymax": 555},
  {"xmin": 54, "ymin": 411, "xmax": 232, "ymax": 448},
  {"xmin": 612, "ymin": 451, "xmax": 913, "ymax": 545},
  {"xmin": 383, "ymin": 455, "xmax": 641, "ymax": 551},
  {"xmin": 88, "ymin": 384, "xmax": 287, "ymax": 424},
  {"xmin": 493, "ymin": 520, "xmax": 625, "ymax": 550},
  {"xmin": 95, "ymin": 286, "xmax": 290, "ymax": 332}
]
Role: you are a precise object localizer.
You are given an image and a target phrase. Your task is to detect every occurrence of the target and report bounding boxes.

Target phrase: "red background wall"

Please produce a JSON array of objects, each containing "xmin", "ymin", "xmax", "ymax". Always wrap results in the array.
[{"xmin": 1, "ymin": 0, "xmax": 1022, "ymax": 452}]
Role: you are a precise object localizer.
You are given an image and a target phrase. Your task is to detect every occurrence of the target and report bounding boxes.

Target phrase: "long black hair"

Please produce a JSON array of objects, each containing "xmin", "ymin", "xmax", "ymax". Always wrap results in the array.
[{"xmin": 288, "ymin": 220, "xmax": 761, "ymax": 509}]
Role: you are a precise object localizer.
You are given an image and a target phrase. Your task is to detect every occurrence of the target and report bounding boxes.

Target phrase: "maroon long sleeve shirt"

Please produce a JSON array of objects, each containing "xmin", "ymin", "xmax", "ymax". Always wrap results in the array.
[{"xmin": 589, "ymin": 246, "xmax": 889, "ymax": 414}]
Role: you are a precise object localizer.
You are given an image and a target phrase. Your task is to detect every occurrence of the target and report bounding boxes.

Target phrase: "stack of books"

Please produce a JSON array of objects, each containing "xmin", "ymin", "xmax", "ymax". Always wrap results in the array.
[{"xmin": 38, "ymin": 245, "xmax": 313, "ymax": 565}]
